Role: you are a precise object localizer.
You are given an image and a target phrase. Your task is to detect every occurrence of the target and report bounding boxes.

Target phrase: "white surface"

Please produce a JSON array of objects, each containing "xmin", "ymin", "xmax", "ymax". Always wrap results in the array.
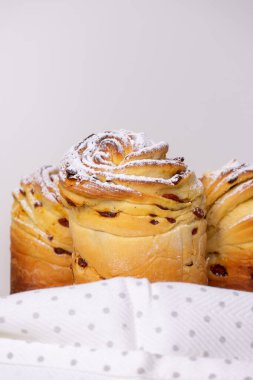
[
  {"xmin": 0, "ymin": 1, "xmax": 253, "ymax": 295},
  {"xmin": 1, "ymin": 277, "xmax": 253, "ymax": 380}
]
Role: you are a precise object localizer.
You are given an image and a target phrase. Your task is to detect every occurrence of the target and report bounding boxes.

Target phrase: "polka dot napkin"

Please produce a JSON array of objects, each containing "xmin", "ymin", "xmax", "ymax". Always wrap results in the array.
[{"xmin": 0, "ymin": 277, "xmax": 253, "ymax": 380}]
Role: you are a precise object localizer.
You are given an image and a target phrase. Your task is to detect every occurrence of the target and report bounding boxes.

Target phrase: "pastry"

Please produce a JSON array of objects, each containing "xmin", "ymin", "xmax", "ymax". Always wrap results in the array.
[
  {"xmin": 202, "ymin": 160, "xmax": 253, "ymax": 291},
  {"xmin": 11, "ymin": 166, "xmax": 73, "ymax": 293},
  {"xmin": 59, "ymin": 130, "xmax": 207, "ymax": 284}
]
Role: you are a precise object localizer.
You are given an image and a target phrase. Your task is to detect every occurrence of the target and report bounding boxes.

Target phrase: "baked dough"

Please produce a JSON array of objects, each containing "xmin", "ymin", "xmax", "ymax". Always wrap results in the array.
[
  {"xmin": 202, "ymin": 160, "xmax": 253, "ymax": 290},
  {"xmin": 59, "ymin": 130, "xmax": 207, "ymax": 284},
  {"xmin": 11, "ymin": 166, "xmax": 73, "ymax": 292}
]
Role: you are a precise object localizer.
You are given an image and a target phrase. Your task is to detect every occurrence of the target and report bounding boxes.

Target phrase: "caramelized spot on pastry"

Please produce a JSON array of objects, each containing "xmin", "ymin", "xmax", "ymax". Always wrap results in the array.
[
  {"xmin": 149, "ymin": 214, "xmax": 157, "ymax": 217},
  {"xmin": 31, "ymin": 188, "xmax": 35, "ymax": 195},
  {"xmin": 162, "ymin": 193, "xmax": 180, "ymax": 201},
  {"xmin": 65, "ymin": 197, "xmax": 76, "ymax": 206},
  {"xmin": 98, "ymin": 211, "xmax": 119, "ymax": 218},
  {"xmin": 210, "ymin": 264, "xmax": 228, "ymax": 277},
  {"xmin": 34, "ymin": 201, "xmax": 42, "ymax": 208},
  {"xmin": 208, "ymin": 251, "xmax": 219, "ymax": 256},
  {"xmin": 228, "ymin": 175, "xmax": 238, "ymax": 184},
  {"xmin": 19, "ymin": 189, "xmax": 26, "ymax": 196},
  {"xmin": 47, "ymin": 235, "xmax": 54, "ymax": 241},
  {"xmin": 192, "ymin": 228, "xmax": 198, "ymax": 235},
  {"xmin": 66, "ymin": 168, "xmax": 77, "ymax": 178},
  {"xmin": 155, "ymin": 204, "xmax": 169, "ymax": 210},
  {"xmin": 78, "ymin": 257, "xmax": 88, "ymax": 268},
  {"xmin": 193, "ymin": 207, "xmax": 205, "ymax": 219},
  {"xmin": 185, "ymin": 259, "xmax": 193, "ymax": 267},
  {"xmin": 58, "ymin": 218, "xmax": 69, "ymax": 227},
  {"xmin": 166, "ymin": 217, "xmax": 176, "ymax": 223},
  {"xmin": 150, "ymin": 219, "xmax": 159, "ymax": 225},
  {"xmin": 54, "ymin": 247, "xmax": 72, "ymax": 256}
]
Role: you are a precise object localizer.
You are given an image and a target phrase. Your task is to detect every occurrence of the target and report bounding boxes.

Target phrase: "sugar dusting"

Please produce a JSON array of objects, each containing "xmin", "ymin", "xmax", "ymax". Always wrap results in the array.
[
  {"xmin": 59, "ymin": 130, "xmax": 192, "ymax": 192},
  {"xmin": 23, "ymin": 165, "xmax": 60, "ymax": 202}
]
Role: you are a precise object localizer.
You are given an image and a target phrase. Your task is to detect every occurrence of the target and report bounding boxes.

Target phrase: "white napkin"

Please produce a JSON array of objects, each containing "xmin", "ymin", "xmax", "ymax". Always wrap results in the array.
[{"xmin": 0, "ymin": 277, "xmax": 253, "ymax": 380}]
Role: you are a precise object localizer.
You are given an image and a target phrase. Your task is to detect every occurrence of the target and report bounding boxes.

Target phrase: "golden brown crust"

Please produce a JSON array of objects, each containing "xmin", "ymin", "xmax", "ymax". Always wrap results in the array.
[
  {"xmin": 202, "ymin": 160, "xmax": 253, "ymax": 291},
  {"xmin": 11, "ymin": 166, "xmax": 73, "ymax": 293},
  {"xmin": 59, "ymin": 130, "xmax": 207, "ymax": 285}
]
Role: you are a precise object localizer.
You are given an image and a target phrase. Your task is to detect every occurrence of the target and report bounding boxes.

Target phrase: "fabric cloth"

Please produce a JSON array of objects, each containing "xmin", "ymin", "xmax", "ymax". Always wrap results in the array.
[{"xmin": 0, "ymin": 277, "xmax": 253, "ymax": 380}]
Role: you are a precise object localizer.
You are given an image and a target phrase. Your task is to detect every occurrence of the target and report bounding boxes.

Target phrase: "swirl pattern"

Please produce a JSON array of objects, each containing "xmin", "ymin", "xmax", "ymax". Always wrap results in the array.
[
  {"xmin": 59, "ymin": 130, "xmax": 203, "ymax": 207},
  {"xmin": 59, "ymin": 130, "xmax": 207, "ymax": 285},
  {"xmin": 202, "ymin": 160, "xmax": 253, "ymax": 290}
]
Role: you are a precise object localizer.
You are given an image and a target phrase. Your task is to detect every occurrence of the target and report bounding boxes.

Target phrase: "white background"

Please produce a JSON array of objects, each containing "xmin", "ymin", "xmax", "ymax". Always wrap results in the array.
[{"xmin": 0, "ymin": 0, "xmax": 253, "ymax": 295}]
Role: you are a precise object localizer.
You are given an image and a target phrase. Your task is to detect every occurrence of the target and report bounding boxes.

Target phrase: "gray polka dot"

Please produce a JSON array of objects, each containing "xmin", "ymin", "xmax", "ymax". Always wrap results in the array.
[
  {"xmin": 16, "ymin": 300, "xmax": 23, "ymax": 305},
  {"xmin": 204, "ymin": 315, "xmax": 211, "ymax": 323},
  {"xmin": 70, "ymin": 359, "xmax": 77, "ymax": 366},
  {"xmin": 7, "ymin": 352, "xmax": 13, "ymax": 360},
  {"xmin": 68, "ymin": 286, "xmax": 75, "ymax": 290},
  {"xmin": 139, "ymin": 346, "xmax": 144, "ymax": 351},
  {"xmin": 208, "ymin": 375, "xmax": 216, "ymax": 380},
  {"xmin": 235, "ymin": 321, "xmax": 242, "ymax": 328},
  {"xmin": 155, "ymin": 354, "xmax": 162, "ymax": 359},
  {"xmin": 244, "ymin": 377, "xmax": 253, "ymax": 380},
  {"xmin": 233, "ymin": 291, "xmax": 239, "ymax": 296},
  {"xmin": 122, "ymin": 323, "xmax": 128, "ymax": 329},
  {"xmin": 90, "ymin": 348, "xmax": 97, "ymax": 352},
  {"xmin": 104, "ymin": 365, "xmax": 111, "ymax": 372},
  {"xmin": 173, "ymin": 344, "xmax": 179, "ymax": 351},
  {"xmin": 189, "ymin": 329, "xmax": 196, "ymax": 337},
  {"xmin": 119, "ymin": 292, "xmax": 126, "ymax": 299},
  {"xmin": 33, "ymin": 312, "xmax": 40, "ymax": 319},
  {"xmin": 250, "ymin": 342, "xmax": 253, "ymax": 349},
  {"xmin": 219, "ymin": 301, "xmax": 225, "ymax": 308},
  {"xmin": 137, "ymin": 368, "xmax": 145, "ymax": 374},
  {"xmin": 225, "ymin": 359, "xmax": 232, "ymax": 364},
  {"xmin": 68, "ymin": 309, "xmax": 76, "ymax": 316},
  {"xmin": 153, "ymin": 295, "xmax": 159, "ymax": 300},
  {"xmin": 37, "ymin": 356, "xmax": 44, "ymax": 362},
  {"xmin": 107, "ymin": 341, "xmax": 114, "ymax": 348},
  {"xmin": 136, "ymin": 311, "xmax": 143, "ymax": 318},
  {"xmin": 101, "ymin": 281, "xmax": 108, "ymax": 286},
  {"xmin": 136, "ymin": 281, "xmax": 143, "ymax": 286},
  {"xmin": 51, "ymin": 296, "xmax": 58, "ymax": 301},
  {"xmin": 0, "ymin": 317, "xmax": 5, "ymax": 323},
  {"xmin": 54, "ymin": 326, "xmax": 61, "ymax": 333},
  {"xmin": 121, "ymin": 351, "xmax": 128, "ymax": 356},
  {"xmin": 155, "ymin": 327, "xmax": 162, "ymax": 333},
  {"xmin": 200, "ymin": 287, "xmax": 207, "ymax": 292},
  {"xmin": 88, "ymin": 323, "xmax": 95, "ymax": 330},
  {"xmin": 85, "ymin": 293, "xmax": 92, "ymax": 299},
  {"xmin": 173, "ymin": 372, "xmax": 180, "ymax": 378},
  {"xmin": 219, "ymin": 336, "xmax": 226, "ymax": 344},
  {"xmin": 189, "ymin": 356, "xmax": 197, "ymax": 361},
  {"xmin": 186, "ymin": 297, "xmax": 192, "ymax": 303},
  {"xmin": 167, "ymin": 284, "xmax": 173, "ymax": 289},
  {"xmin": 203, "ymin": 351, "xmax": 209, "ymax": 357},
  {"xmin": 74, "ymin": 342, "xmax": 81, "ymax": 347},
  {"xmin": 103, "ymin": 307, "xmax": 110, "ymax": 314},
  {"xmin": 171, "ymin": 311, "xmax": 178, "ymax": 318},
  {"xmin": 21, "ymin": 329, "xmax": 28, "ymax": 334}
]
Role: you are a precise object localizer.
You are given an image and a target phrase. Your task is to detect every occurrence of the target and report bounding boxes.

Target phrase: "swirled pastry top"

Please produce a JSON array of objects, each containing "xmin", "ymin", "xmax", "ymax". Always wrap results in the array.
[
  {"xmin": 12, "ymin": 165, "xmax": 72, "ymax": 255},
  {"xmin": 202, "ymin": 160, "xmax": 253, "ymax": 211},
  {"xmin": 59, "ymin": 130, "xmax": 204, "ymax": 210}
]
